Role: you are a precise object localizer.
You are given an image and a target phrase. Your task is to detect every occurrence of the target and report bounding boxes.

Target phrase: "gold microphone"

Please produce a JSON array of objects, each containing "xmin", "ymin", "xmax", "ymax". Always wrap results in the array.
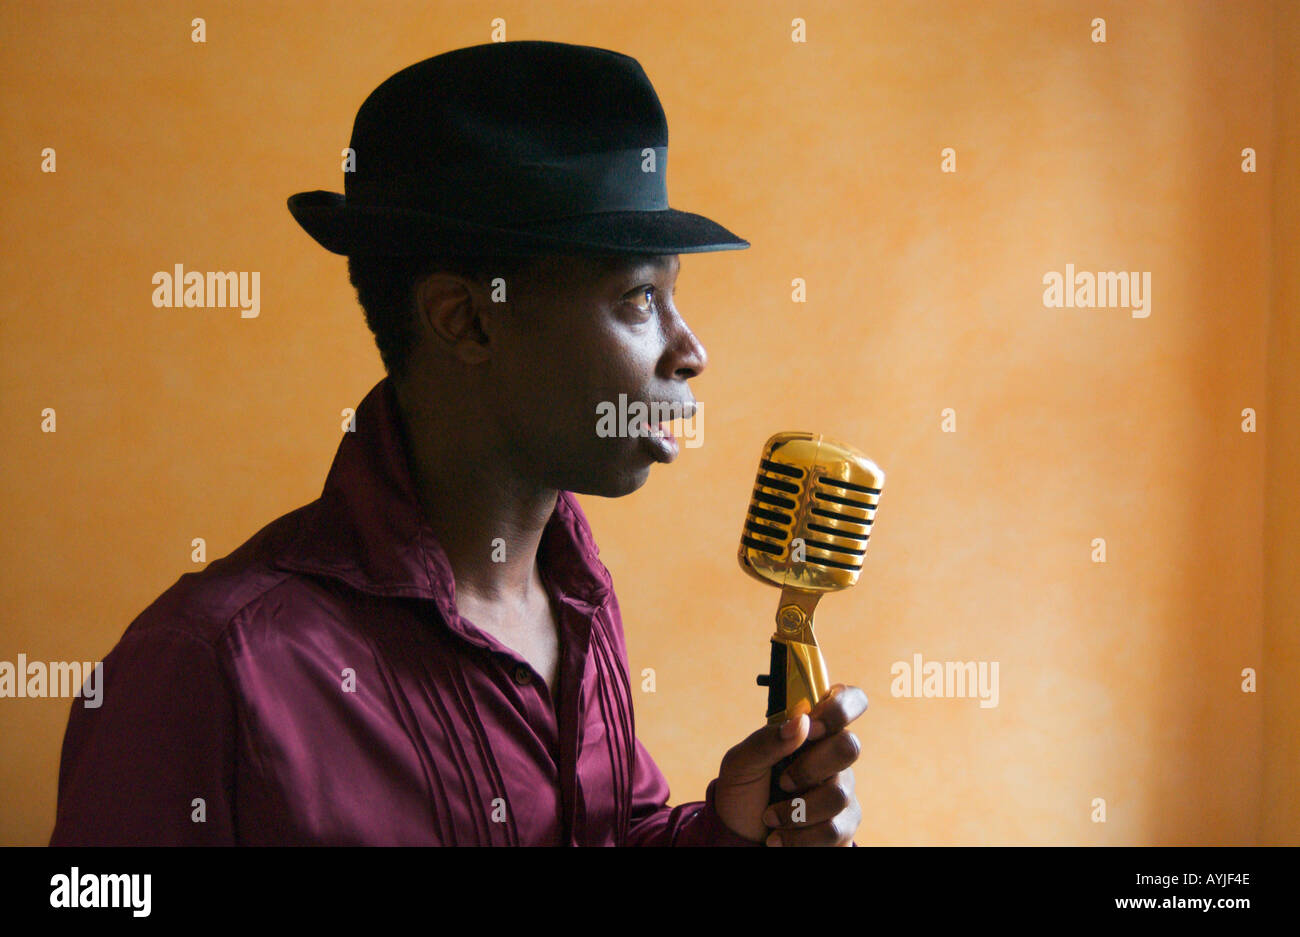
[{"xmin": 738, "ymin": 431, "xmax": 885, "ymax": 804}]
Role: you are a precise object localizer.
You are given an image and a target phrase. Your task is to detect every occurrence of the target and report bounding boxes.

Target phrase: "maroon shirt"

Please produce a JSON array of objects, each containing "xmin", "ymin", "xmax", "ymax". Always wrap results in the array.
[{"xmin": 50, "ymin": 377, "xmax": 757, "ymax": 846}]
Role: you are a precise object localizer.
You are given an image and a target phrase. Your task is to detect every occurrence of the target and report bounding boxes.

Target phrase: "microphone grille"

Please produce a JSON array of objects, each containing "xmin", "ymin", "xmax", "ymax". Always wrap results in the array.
[{"xmin": 739, "ymin": 431, "xmax": 884, "ymax": 593}]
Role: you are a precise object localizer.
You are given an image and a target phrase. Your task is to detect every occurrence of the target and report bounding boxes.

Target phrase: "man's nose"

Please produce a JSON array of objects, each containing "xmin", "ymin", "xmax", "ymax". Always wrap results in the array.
[{"xmin": 666, "ymin": 314, "xmax": 708, "ymax": 380}]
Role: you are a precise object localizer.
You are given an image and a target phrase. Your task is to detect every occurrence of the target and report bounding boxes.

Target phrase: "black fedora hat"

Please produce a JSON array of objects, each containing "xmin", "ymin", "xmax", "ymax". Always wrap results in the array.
[{"xmin": 287, "ymin": 41, "xmax": 750, "ymax": 257}]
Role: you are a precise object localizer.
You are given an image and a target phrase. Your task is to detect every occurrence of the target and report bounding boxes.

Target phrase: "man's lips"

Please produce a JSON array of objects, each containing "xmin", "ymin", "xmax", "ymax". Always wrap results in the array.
[
  {"xmin": 650, "ymin": 401, "xmax": 696, "ymax": 424},
  {"xmin": 642, "ymin": 424, "xmax": 679, "ymax": 462},
  {"xmin": 640, "ymin": 402, "xmax": 695, "ymax": 439},
  {"xmin": 630, "ymin": 402, "xmax": 693, "ymax": 463}
]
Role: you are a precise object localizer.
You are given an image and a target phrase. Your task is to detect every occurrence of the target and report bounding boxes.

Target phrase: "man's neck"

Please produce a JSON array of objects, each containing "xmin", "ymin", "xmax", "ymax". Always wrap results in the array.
[{"xmin": 393, "ymin": 380, "xmax": 558, "ymax": 610}]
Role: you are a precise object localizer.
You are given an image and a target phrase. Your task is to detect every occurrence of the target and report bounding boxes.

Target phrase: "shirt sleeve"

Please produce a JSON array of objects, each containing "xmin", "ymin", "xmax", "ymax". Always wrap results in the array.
[
  {"xmin": 49, "ymin": 624, "xmax": 238, "ymax": 846},
  {"xmin": 624, "ymin": 736, "xmax": 762, "ymax": 847}
]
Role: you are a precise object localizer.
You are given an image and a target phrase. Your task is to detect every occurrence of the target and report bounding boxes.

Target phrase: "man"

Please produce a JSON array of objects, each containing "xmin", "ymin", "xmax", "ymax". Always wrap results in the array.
[{"xmin": 50, "ymin": 41, "xmax": 867, "ymax": 845}]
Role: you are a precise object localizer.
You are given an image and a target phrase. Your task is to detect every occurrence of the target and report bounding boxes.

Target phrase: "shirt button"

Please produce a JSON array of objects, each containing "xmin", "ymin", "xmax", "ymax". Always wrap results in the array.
[{"xmin": 512, "ymin": 665, "xmax": 532, "ymax": 686}]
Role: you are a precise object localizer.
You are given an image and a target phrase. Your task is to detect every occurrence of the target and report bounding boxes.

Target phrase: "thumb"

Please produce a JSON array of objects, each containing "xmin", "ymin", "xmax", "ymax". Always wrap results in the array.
[{"xmin": 717, "ymin": 713, "xmax": 810, "ymax": 784}]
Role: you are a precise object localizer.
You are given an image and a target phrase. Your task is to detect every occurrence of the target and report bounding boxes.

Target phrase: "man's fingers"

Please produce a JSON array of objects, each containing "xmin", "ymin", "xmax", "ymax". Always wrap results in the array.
[
  {"xmin": 768, "ymin": 808, "xmax": 859, "ymax": 847},
  {"xmin": 762, "ymin": 772, "xmax": 854, "ymax": 829},
  {"xmin": 717, "ymin": 713, "xmax": 810, "ymax": 783},
  {"xmin": 775, "ymin": 729, "xmax": 861, "ymax": 792},
  {"xmin": 765, "ymin": 784, "xmax": 861, "ymax": 847},
  {"xmin": 807, "ymin": 684, "xmax": 868, "ymax": 740}
]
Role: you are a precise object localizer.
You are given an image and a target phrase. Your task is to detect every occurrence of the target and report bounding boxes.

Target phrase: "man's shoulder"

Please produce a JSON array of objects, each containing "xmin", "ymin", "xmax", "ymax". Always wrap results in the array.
[{"xmin": 120, "ymin": 498, "xmax": 335, "ymax": 652}]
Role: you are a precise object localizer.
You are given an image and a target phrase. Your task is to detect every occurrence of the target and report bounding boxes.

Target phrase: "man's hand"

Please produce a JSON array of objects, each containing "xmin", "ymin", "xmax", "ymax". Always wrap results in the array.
[{"xmin": 710, "ymin": 684, "xmax": 867, "ymax": 846}]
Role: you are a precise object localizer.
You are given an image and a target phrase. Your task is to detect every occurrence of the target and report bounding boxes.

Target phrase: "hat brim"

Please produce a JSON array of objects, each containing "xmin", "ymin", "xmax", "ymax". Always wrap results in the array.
[{"xmin": 287, "ymin": 191, "xmax": 750, "ymax": 257}]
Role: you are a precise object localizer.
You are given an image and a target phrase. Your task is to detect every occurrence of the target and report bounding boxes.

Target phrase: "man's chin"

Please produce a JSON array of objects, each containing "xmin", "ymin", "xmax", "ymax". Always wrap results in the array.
[{"xmin": 568, "ymin": 461, "xmax": 654, "ymax": 499}]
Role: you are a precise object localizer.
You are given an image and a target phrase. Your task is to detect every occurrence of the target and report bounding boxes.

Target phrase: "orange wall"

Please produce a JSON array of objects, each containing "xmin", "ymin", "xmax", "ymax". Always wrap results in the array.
[
  {"xmin": 1262, "ymin": 0, "xmax": 1300, "ymax": 846},
  {"xmin": 1, "ymin": 0, "xmax": 1293, "ymax": 845}
]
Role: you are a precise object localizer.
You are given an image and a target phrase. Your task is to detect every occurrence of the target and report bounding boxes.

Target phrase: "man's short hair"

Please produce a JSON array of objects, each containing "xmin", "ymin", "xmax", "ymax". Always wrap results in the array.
[{"xmin": 347, "ymin": 253, "xmax": 539, "ymax": 383}]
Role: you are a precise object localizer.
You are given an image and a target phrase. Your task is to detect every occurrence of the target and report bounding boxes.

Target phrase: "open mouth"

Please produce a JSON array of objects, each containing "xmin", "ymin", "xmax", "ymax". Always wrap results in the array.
[
  {"xmin": 636, "ymin": 417, "xmax": 680, "ymax": 462},
  {"xmin": 641, "ymin": 416, "xmax": 688, "ymax": 441}
]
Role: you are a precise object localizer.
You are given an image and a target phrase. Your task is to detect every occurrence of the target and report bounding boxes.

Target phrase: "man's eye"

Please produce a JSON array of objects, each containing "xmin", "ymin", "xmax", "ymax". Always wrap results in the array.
[
  {"xmin": 627, "ymin": 286, "xmax": 656, "ymax": 313},
  {"xmin": 623, "ymin": 283, "xmax": 677, "ymax": 316}
]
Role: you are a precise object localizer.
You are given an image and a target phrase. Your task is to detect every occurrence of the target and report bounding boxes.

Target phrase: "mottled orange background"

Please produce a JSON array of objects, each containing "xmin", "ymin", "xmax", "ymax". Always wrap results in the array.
[{"xmin": 1, "ymin": 0, "xmax": 1295, "ymax": 845}]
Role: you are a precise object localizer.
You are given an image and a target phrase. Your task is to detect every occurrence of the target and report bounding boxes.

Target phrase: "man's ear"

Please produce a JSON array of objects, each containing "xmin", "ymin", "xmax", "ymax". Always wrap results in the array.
[{"xmin": 414, "ymin": 272, "xmax": 493, "ymax": 365}]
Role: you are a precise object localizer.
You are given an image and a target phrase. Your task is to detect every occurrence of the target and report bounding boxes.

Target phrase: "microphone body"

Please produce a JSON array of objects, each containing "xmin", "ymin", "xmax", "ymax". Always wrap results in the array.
[{"xmin": 738, "ymin": 431, "xmax": 884, "ymax": 805}]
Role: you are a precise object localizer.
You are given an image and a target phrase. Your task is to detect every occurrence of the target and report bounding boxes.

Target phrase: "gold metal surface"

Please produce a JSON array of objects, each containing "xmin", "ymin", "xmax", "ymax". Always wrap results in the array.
[
  {"xmin": 738, "ymin": 431, "xmax": 885, "ymax": 594},
  {"xmin": 765, "ymin": 637, "xmax": 832, "ymax": 726},
  {"xmin": 741, "ymin": 432, "xmax": 885, "ymax": 721}
]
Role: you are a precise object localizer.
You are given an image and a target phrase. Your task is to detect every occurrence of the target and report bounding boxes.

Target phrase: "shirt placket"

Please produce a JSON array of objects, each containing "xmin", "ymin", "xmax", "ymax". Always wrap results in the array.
[
  {"xmin": 552, "ymin": 592, "xmax": 594, "ymax": 844},
  {"xmin": 435, "ymin": 568, "xmax": 594, "ymax": 843}
]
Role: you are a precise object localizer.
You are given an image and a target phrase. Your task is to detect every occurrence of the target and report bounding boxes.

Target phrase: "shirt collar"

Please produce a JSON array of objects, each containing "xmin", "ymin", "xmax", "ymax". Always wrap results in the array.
[{"xmin": 271, "ymin": 377, "xmax": 613, "ymax": 627}]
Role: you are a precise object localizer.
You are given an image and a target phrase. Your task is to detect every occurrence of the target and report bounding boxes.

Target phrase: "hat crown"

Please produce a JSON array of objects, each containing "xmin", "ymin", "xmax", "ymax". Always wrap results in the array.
[
  {"xmin": 347, "ymin": 41, "xmax": 668, "ymax": 186},
  {"xmin": 286, "ymin": 41, "xmax": 749, "ymax": 256}
]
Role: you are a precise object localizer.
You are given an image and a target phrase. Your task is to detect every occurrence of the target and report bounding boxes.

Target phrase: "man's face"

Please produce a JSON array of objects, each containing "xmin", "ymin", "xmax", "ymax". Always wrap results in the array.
[{"xmin": 484, "ymin": 252, "xmax": 707, "ymax": 498}]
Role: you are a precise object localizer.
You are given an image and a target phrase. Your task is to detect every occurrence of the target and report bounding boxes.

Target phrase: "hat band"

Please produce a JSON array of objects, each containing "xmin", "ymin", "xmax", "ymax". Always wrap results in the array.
[{"xmin": 345, "ymin": 146, "xmax": 669, "ymax": 225}]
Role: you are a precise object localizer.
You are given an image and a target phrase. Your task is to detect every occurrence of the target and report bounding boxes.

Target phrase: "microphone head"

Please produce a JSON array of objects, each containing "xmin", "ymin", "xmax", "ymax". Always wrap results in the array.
[{"xmin": 738, "ymin": 431, "xmax": 885, "ymax": 594}]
